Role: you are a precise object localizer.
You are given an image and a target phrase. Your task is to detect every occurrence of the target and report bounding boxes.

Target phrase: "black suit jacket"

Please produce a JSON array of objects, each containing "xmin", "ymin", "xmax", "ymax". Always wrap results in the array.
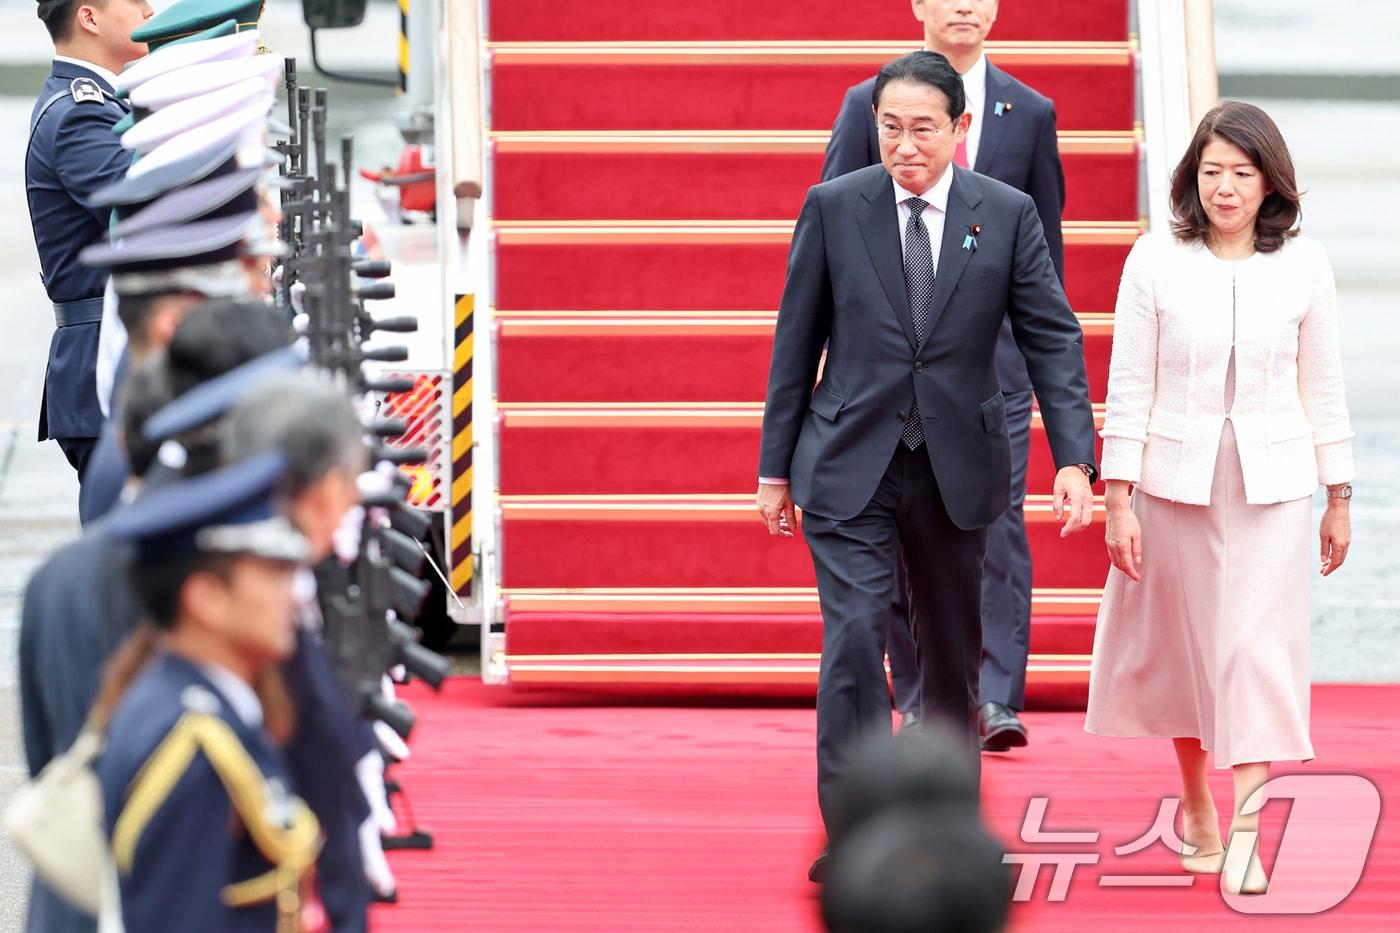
[
  {"xmin": 758, "ymin": 165, "xmax": 1095, "ymax": 529},
  {"xmin": 821, "ymin": 62, "xmax": 1066, "ymax": 393}
]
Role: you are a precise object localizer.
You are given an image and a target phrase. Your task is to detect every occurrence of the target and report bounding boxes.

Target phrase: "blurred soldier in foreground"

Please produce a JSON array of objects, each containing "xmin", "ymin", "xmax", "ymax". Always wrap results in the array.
[
  {"xmin": 18, "ymin": 301, "xmax": 294, "ymax": 933},
  {"xmin": 94, "ymin": 452, "xmax": 322, "ymax": 930},
  {"xmin": 27, "ymin": 0, "xmax": 152, "ymax": 479},
  {"xmin": 821, "ymin": 728, "xmax": 1010, "ymax": 933}
]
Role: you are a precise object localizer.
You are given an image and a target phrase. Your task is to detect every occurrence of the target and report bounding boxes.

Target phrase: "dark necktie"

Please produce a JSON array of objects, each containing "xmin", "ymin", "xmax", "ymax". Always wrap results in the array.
[{"xmin": 901, "ymin": 197, "xmax": 934, "ymax": 450}]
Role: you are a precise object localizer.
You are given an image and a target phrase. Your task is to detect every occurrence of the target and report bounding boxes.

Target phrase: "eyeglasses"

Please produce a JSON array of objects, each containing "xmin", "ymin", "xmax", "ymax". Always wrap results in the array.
[{"xmin": 878, "ymin": 120, "xmax": 957, "ymax": 144}]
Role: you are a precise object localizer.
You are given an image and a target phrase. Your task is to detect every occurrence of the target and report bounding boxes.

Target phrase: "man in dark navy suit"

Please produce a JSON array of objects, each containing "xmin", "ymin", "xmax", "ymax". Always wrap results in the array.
[
  {"xmin": 820, "ymin": 0, "xmax": 1066, "ymax": 750},
  {"xmin": 26, "ymin": 0, "xmax": 151, "ymax": 480},
  {"xmin": 756, "ymin": 52, "xmax": 1096, "ymax": 881}
]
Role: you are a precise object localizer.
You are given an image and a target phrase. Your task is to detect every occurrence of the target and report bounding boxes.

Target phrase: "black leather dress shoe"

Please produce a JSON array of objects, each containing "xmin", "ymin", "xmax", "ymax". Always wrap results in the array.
[
  {"xmin": 899, "ymin": 710, "xmax": 921, "ymax": 731},
  {"xmin": 979, "ymin": 702, "xmax": 1028, "ymax": 752},
  {"xmin": 808, "ymin": 848, "xmax": 829, "ymax": 884}
]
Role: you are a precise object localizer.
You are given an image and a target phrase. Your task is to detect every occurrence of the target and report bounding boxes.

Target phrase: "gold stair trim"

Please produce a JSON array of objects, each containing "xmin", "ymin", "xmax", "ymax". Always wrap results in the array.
[
  {"xmin": 489, "ymin": 39, "xmax": 1133, "ymax": 67},
  {"xmin": 495, "ymin": 309, "xmax": 1117, "ymax": 335},
  {"xmin": 497, "ymin": 401, "xmax": 1107, "ymax": 430},
  {"xmin": 492, "ymin": 128, "xmax": 1139, "ymax": 155},
  {"xmin": 499, "ymin": 494, "xmax": 1107, "ymax": 522},
  {"xmin": 503, "ymin": 586, "xmax": 1103, "ymax": 615},
  {"xmin": 504, "ymin": 652, "xmax": 1093, "ymax": 686},
  {"xmin": 493, "ymin": 218, "xmax": 1143, "ymax": 246}
]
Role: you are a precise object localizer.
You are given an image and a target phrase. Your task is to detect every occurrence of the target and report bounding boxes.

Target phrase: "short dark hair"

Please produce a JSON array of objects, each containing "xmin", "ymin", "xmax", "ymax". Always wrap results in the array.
[
  {"xmin": 165, "ymin": 299, "xmax": 294, "ymax": 400},
  {"xmin": 1170, "ymin": 100, "xmax": 1302, "ymax": 253},
  {"xmin": 872, "ymin": 50, "xmax": 965, "ymax": 120},
  {"xmin": 126, "ymin": 551, "xmax": 234, "ymax": 629},
  {"xmin": 37, "ymin": 0, "xmax": 85, "ymax": 44},
  {"xmin": 822, "ymin": 808, "xmax": 1011, "ymax": 933},
  {"xmin": 124, "ymin": 301, "xmax": 294, "ymax": 479},
  {"xmin": 120, "ymin": 355, "xmax": 174, "ymax": 476}
]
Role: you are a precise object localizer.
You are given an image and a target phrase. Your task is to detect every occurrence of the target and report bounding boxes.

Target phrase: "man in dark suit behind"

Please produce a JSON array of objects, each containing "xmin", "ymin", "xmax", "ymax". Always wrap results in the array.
[
  {"xmin": 821, "ymin": 0, "xmax": 1066, "ymax": 749},
  {"xmin": 755, "ymin": 51, "xmax": 1097, "ymax": 880}
]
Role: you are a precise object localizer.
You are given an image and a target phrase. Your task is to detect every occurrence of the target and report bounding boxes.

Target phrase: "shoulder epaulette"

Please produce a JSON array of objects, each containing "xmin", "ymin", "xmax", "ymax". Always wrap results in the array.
[
  {"xmin": 69, "ymin": 78, "xmax": 106, "ymax": 106},
  {"xmin": 111, "ymin": 712, "xmax": 320, "ymax": 875}
]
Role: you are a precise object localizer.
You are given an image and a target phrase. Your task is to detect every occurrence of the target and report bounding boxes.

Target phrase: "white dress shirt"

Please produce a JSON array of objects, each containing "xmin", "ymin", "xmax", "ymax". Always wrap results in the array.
[
  {"xmin": 894, "ymin": 161, "xmax": 955, "ymax": 274},
  {"xmin": 960, "ymin": 53, "xmax": 988, "ymax": 170},
  {"xmin": 198, "ymin": 661, "xmax": 264, "ymax": 728}
]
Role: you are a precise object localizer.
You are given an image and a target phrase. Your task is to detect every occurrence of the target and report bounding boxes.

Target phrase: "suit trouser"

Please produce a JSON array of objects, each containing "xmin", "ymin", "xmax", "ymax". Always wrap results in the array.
[
  {"xmin": 887, "ymin": 388, "xmax": 1034, "ymax": 713},
  {"xmin": 802, "ymin": 441, "xmax": 988, "ymax": 830},
  {"xmin": 54, "ymin": 436, "xmax": 98, "ymax": 484}
]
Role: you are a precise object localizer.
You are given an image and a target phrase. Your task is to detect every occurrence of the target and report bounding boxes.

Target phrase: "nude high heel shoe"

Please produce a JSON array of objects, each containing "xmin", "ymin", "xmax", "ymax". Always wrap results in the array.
[
  {"xmin": 1222, "ymin": 828, "xmax": 1269, "ymax": 895},
  {"xmin": 1179, "ymin": 839, "xmax": 1226, "ymax": 874}
]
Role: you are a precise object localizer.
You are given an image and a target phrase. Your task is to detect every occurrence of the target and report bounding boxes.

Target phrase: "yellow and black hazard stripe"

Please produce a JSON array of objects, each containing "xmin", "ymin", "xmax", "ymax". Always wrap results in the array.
[
  {"xmin": 450, "ymin": 294, "xmax": 474, "ymax": 598},
  {"xmin": 397, "ymin": 0, "xmax": 410, "ymax": 93}
]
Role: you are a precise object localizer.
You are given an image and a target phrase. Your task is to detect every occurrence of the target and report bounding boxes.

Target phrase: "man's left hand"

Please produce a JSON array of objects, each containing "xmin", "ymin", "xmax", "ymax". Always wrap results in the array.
[{"xmin": 1052, "ymin": 466, "xmax": 1094, "ymax": 538}]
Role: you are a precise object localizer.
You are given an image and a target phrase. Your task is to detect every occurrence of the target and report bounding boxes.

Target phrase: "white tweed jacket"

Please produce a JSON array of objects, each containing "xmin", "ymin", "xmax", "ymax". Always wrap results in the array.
[{"xmin": 1099, "ymin": 233, "xmax": 1354, "ymax": 505}]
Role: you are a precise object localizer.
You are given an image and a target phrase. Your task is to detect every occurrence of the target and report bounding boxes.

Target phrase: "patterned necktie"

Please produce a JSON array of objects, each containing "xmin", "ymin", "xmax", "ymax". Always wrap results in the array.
[{"xmin": 900, "ymin": 197, "xmax": 935, "ymax": 450}]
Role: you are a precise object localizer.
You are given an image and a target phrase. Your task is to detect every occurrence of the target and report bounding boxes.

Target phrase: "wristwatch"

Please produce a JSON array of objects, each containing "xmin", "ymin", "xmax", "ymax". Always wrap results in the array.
[
  {"xmin": 1073, "ymin": 462, "xmax": 1099, "ymax": 484},
  {"xmin": 1326, "ymin": 484, "xmax": 1353, "ymax": 499}
]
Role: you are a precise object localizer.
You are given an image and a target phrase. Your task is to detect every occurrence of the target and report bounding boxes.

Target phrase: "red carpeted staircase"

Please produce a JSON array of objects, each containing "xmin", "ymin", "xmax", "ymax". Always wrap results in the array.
[{"xmin": 487, "ymin": 1, "xmax": 1140, "ymax": 698}]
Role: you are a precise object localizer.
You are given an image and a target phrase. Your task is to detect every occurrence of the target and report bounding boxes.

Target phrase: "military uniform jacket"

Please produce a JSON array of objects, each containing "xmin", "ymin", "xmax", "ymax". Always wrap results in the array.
[
  {"xmin": 96, "ymin": 654, "xmax": 321, "ymax": 931},
  {"xmin": 26, "ymin": 61, "xmax": 132, "ymax": 441}
]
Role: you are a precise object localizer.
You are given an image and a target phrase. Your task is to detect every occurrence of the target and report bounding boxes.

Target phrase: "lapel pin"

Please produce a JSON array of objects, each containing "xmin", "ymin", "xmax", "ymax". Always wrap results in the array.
[
  {"xmin": 994, "ymin": 100, "xmax": 1012, "ymax": 117},
  {"xmin": 963, "ymin": 223, "xmax": 981, "ymax": 252}
]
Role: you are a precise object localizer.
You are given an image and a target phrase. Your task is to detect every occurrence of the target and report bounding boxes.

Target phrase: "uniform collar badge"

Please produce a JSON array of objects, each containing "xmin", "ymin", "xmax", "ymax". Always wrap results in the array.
[{"xmin": 69, "ymin": 78, "xmax": 106, "ymax": 105}]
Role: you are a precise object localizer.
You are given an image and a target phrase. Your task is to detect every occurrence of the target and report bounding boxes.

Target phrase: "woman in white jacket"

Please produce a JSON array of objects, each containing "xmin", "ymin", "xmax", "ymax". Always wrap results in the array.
[{"xmin": 1084, "ymin": 101, "xmax": 1354, "ymax": 895}]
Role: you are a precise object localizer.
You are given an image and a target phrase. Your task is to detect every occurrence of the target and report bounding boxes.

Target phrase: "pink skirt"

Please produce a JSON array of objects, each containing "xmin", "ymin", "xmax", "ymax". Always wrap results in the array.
[{"xmin": 1084, "ymin": 420, "xmax": 1315, "ymax": 767}]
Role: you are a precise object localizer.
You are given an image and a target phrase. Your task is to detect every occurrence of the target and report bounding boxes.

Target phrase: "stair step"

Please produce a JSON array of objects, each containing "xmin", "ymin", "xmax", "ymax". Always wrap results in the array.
[
  {"xmin": 503, "ymin": 587, "xmax": 1103, "ymax": 617},
  {"xmin": 497, "ymin": 403, "xmax": 1105, "ymax": 496},
  {"xmin": 495, "ymin": 223, "xmax": 1139, "ymax": 314},
  {"xmin": 490, "ymin": 2, "xmax": 1130, "ymax": 43},
  {"xmin": 493, "ymin": 54, "xmax": 1133, "ymax": 132},
  {"xmin": 498, "ymin": 495, "xmax": 1110, "ymax": 589},
  {"xmin": 493, "ymin": 136, "xmax": 1139, "ymax": 222},
  {"xmin": 496, "ymin": 311, "xmax": 1114, "ymax": 403}
]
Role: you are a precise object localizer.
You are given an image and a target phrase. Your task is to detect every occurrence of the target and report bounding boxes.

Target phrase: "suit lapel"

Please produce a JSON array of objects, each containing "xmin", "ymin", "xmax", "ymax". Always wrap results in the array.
[
  {"xmin": 856, "ymin": 171, "xmax": 919, "ymax": 350},
  {"xmin": 923, "ymin": 168, "xmax": 982, "ymax": 344},
  {"xmin": 972, "ymin": 63, "xmax": 1012, "ymax": 175}
]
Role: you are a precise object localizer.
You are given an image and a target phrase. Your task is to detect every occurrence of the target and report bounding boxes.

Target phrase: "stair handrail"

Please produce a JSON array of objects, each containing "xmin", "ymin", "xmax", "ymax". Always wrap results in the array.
[{"xmin": 1136, "ymin": 0, "xmax": 1220, "ymax": 231}]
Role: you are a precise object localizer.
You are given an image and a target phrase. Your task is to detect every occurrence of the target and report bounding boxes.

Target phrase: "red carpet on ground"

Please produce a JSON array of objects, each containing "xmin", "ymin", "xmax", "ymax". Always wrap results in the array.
[{"xmin": 371, "ymin": 680, "xmax": 1398, "ymax": 931}]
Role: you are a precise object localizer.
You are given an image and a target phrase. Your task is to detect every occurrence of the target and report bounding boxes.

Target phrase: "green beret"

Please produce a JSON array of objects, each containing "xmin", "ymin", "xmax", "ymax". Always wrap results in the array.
[{"xmin": 132, "ymin": 0, "xmax": 263, "ymax": 51}]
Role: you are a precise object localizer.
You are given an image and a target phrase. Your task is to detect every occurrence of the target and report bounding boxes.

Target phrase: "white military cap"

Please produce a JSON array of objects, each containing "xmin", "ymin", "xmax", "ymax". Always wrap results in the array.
[
  {"xmin": 115, "ymin": 31, "xmax": 262, "ymax": 98},
  {"xmin": 129, "ymin": 54, "xmax": 284, "ymax": 111},
  {"xmin": 126, "ymin": 98, "xmax": 273, "ymax": 181},
  {"xmin": 122, "ymin": 78, "xmax": 272, "ymax": 154}
]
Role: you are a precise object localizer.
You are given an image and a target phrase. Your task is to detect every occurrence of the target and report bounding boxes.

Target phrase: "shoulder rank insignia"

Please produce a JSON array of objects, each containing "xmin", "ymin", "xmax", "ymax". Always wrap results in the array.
[{"xmin": 70, "ymin": 77, "xmax": 106, "ymax": 105}]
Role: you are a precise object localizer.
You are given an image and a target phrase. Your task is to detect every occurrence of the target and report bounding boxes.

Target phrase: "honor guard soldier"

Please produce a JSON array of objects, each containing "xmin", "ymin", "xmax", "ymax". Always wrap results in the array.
[
  {"xmin": 28, "ymin": 0, "xmax": 153, "ymax": 479},
  {"xmin": 18, "ymin": 302, "xmax": 296, "ymax": 933},
  {"xmin": 92, "ymin": 0, "xmax": 273, "ymax": 411},
  {"xmin": 95, "ymin": 451, "xmax": 323, "ymax": 932},
  {"xmin": 78, "ymin": 156, "xmax": 282, "ymax": 525}
]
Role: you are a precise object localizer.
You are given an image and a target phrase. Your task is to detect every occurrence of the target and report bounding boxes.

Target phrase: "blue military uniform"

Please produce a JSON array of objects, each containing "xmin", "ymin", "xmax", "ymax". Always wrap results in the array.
[
  {"xmin": 26, "ymin": 61, "xmax": 133, "ymax": 472},
  {"xmin": 133, "ymin": 349, "xmax": 375, "ymax": 931},
  {"xmin": 97, "ymin": 654, "xmax": 320, "ymax": 931},
  {"xmin": 96, "ymin": 452, "xmax": 321, "ymax": 930},
  {"xmin": 18, "ymin": 521, "xmax": 138, "ymax": 933}
]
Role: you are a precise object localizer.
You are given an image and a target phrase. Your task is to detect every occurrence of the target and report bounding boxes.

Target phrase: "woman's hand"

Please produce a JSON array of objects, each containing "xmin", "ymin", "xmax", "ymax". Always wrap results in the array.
[
  {"xmin": 1104, "ymin": 480, "xmax": 1143, "ymax": 581},
  {"xmin": 1320, "ymin": 499, "xmax": 1351, "ymax": 576}
]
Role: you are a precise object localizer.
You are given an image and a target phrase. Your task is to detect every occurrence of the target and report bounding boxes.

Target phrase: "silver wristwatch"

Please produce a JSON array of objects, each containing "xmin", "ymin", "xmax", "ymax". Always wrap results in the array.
[{"xmin": 1326, "ymin": 484, "xmax": 1353, "ymax": 499}]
